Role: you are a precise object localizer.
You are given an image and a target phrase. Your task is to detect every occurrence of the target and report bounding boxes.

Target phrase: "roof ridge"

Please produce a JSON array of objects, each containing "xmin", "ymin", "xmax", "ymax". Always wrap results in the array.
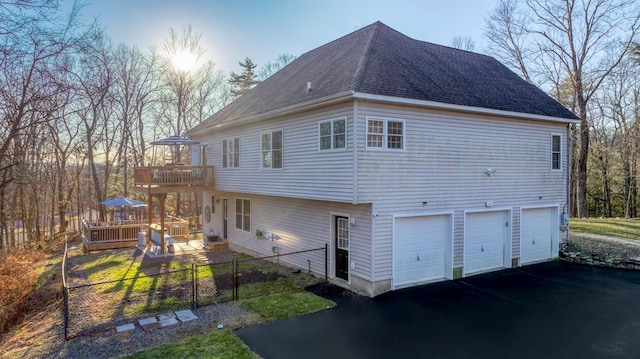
[{"xmin": 350, "ymin": 22, "xmax": 382, "ymax": 91}]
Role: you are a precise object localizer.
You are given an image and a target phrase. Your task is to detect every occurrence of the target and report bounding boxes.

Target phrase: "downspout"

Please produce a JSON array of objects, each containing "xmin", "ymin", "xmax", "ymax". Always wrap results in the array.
[{"xmin": 563, "ymin": 124, "xmax": 571, "ymax": 240}]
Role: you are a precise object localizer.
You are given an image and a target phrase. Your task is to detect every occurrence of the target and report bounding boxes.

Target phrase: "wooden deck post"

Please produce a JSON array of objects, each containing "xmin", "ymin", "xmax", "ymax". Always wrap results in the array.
[
  {"xmin": 159, "ymin": 193, "xmax": 167, "ymax": 254},
  {"xmin": 147, "ymin": 193, "xmax": 153, "ymax": 230}
]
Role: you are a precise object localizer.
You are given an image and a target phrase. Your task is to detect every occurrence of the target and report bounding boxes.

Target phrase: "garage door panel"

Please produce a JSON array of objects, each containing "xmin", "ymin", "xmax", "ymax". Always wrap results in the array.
[
  {"xmin": 394, "ymin": 215, "xmax": 450, "ymax": 288},
  {"xmin": 465, "ymin": 211, "xmax": 508, "ymax": 275},
  {"xmin": 521, "ymin": 208, "xmax": 555, "ymax": 264}
]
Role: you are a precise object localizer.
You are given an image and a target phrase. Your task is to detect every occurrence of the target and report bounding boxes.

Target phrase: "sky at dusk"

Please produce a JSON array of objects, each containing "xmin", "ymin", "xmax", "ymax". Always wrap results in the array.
[{"xmin": 81, "ymin": 0, "xmax": 500, "ymax": 74}]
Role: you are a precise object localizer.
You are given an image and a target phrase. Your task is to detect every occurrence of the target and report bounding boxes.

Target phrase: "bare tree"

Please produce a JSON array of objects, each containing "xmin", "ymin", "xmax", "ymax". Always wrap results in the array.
[
  {"xmin": 0, "ymin": 0, "xmax": 90, "ymax": 247},
  {"xmin": 71, "ymin": 29, "xmax": 114, "ymax": 221},
  {"xmin": 485, "ymin": 0, "xmax": 533, "ymax": 83},
  {"xmin": 110, "ymin": 44, "xmax": 161, "ymax": 199},
  {"xmin": 258, "ymin": 53, "xmax": 297, "ymax": 80},
  {"xmin": 604, "ymin": 56, "xmax": 640, "ymax": 217},
  {"xmin": 451, "ymin": 36, "xmax": 476, "ymax": 52},
  {"xmin": 156, "ymin": 26, "xmax": 225, "ymax": 216},
  {"xmin": 159, "ymin": 26, "xmax": 224, "ymax": 138},
  {"xmin": 485, "ymin": 0, "xmax": 640, "ymax": 218}
]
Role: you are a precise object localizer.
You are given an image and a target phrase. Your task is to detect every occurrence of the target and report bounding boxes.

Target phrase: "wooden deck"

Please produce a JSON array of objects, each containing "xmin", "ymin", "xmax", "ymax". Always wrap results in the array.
[
  {"xmin": 81, "ymin": 218, "xmax": 190, "ymax": 252},
  {"xmin": 133, "ymin": 165, "xmax": 214, "ymax": 194}
]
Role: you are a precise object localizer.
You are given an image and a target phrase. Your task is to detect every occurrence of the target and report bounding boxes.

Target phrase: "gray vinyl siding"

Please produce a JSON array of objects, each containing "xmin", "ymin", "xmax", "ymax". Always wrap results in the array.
[
  {"xmin": 355, "ymin": 101, "xmax": 569, "ymax": 280},
  {"xmin": 193, "ymin": 103, "xmax": 355, "ymax": 203},
  {"xmin": 204, "ymin": 192, "xmax": 373, "ymax": 281}
]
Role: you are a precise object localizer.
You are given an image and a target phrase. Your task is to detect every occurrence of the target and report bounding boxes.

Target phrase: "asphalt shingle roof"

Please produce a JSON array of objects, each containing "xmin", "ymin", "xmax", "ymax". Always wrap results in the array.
[{"xmin": 190, "ymin": 21, "xmax": 577, "ymax": 134}]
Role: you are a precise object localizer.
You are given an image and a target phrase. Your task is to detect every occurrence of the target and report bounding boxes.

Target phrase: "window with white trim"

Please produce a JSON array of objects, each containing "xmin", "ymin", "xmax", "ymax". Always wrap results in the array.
[
  {"xmin": 367, "ymin": 117, "xmax": 404, "ymax": 150},
  {"xmin": 337, "ymin": 217, "xmax": 349, "ymax": 250},
  {"xmin": 235, "ymin": 198, "xmax": 250, "ymax": 232},
  {"xmin": 261, "ymin": 130, "xmax": 283, "ymax": 169},
  {"xmin": 222, "ymin": 138, "xmax": 239, "ymax": 168},
  {"xmin": 319, "ymin": 118, "xmax": 346, "ymax": 150},
  {"xmin": 551, "ymin": 134, "xmax": 562, "ymax": 170}
]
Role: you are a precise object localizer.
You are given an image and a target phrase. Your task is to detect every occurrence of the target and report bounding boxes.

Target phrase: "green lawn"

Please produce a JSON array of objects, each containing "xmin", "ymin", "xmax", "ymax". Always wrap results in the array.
[
  {"xmin": 126, "ymin": 291, "xmax": 335, "ymax": 359},
  {"xmin": 240, "ymin": 290, "xmax": 335, "ymax": 321},
  {"xmin": 570, "ymin": 218, "xmax": 640, "ymax": 240},
  {"xmin": 126, "ymin": 329, "xmax": 257, "ymax": 359}
]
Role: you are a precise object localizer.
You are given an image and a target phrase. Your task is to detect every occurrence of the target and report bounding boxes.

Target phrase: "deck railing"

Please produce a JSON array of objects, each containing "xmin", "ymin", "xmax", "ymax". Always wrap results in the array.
[
  {"xmin": 149, "ymin": 217, "xmax": 189, "ymax": 241},
  {"xmin": 133, "ymin": 165, "xmax": 214, "ymax": 189},
  {"xmin": 82, "ymin": 220, "xmax": 143, "ymax": 251},
  {"xmin": 82, "ymin": 217, "xmax": 191, "ymax": 251}
]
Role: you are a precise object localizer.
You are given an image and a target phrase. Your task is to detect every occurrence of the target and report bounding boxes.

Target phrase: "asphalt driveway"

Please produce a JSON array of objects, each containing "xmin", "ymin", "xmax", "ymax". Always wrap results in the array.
[{"xmin": 235, "ymin": 261, "xmax": 640, "ymax": 359}]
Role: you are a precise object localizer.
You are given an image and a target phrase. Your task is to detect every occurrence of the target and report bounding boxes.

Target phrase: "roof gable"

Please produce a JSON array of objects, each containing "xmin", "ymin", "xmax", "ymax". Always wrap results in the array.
[{"xmin": 190, "ymin": 22, "xmax": 577, "ymax": 134}]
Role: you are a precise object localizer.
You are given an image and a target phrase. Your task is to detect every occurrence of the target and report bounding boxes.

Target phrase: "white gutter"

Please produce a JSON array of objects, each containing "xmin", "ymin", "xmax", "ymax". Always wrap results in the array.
[
  {"xmin": 352, "ymin": 92, "xmax": 581, "ymax": 125},
  {"xmin": 189, "ymin": 90, "xmax": 580, "ymax": 137}
]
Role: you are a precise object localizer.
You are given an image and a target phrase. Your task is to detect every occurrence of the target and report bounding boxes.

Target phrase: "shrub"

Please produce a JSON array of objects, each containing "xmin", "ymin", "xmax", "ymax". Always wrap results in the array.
[{"xmin": 0, "ymin": 249, "xmax": 47, "ymax": 335}]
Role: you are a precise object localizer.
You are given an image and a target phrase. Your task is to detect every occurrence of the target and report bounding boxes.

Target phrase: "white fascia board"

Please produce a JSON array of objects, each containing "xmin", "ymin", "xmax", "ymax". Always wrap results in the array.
[
  {"xmin": 189, "ymin": 91, "xmax": 355, "ymax": 137},
  {"xmin": 353, "ymin": 92, "xmax": 581, "ymax": 125}
]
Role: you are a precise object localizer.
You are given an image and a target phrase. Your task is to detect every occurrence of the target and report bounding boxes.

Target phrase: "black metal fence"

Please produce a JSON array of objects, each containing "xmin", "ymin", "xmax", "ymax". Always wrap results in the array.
[
  {"xmin": 194, "ymin": 246, "xmax": 328, "ymax": 306},
  {"xmin": 62, "ymin": 242, "xmax": 327, "ymax": 340}
]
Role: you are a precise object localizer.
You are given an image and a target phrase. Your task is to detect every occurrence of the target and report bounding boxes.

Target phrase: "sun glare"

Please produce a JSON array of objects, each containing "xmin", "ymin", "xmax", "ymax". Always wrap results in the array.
[{"xmin": 171, "ymin": 50, "xmax": 198, "ymax": 72}]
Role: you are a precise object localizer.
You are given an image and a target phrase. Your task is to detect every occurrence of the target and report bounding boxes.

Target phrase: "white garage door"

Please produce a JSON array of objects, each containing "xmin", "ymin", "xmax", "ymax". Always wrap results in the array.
[
  {"xmin": 465, "ymin": 211, "xmax": 508, "ymax": 275},
  {"xmin": 520, "ymin": 207, "xmax": 555, "ymax": 264},
  {"xmin": 393, "ymin": 215, "xmax": 450, "ymax": 288}
]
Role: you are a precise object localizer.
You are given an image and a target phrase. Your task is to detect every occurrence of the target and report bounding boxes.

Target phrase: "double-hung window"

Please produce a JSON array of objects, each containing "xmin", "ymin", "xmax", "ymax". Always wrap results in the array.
[
  {"xmin": 235, "ymin": 198, "xmax": 250, "ymax": 232},
  {"xmin": 261, "ymin": 130, "xmax": 283, "ymax": 169},
  {"xmin": 551, "ymin": 134, "xmax": 562, "ymax": 170},
  {"xmin": 222, "ymin": 138, "xmax": 239, "ymax": 168},
  {"xmin": 367, "ymin": 117, "xmax": 404, "ymax": 150},
  {"xmin": 319, "ymin": 118, "xmax": 346, "ymax": 150}
]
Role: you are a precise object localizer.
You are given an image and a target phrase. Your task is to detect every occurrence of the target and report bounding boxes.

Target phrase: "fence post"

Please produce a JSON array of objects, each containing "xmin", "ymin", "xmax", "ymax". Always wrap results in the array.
[
  {"xmin": 191, "ymin": 263, "xmax": 196, "ymax": 310},
  {"xmin": 232, "ymin": 259, "xmax": 238, "ymax": 301},
  {"xmin": 63, "ymin": 285, "xmax": 69, "ymax": 340},
  {"xmin": 62, "ymin": 234, "xmax": 70, "ymax": 340},
  {"xmin": 195, "ymin": 264, "xmax": 199, "ymax": 308},
  {"xmin": 325, "ymin": 243, "xmax": 328, "ymax": 282}
]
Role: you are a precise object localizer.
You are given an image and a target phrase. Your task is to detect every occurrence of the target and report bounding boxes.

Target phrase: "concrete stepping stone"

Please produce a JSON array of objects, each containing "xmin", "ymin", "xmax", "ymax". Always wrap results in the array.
[
  {"xmin": 116, "ymin": 323, "xmax": 136, "ymax": 333},
  {"xmin": 175, "ymin": 309, "xmax": 198, "ymax": 322},
  {"xmin": 157, "ymin": 312, "xmax": 176, "ymax": 321},
  {"xmin": 138, "ymin": 317, "xmax": 160, "ymax": 331},
  {"xmin": 158, "ymin": 317, "xmax": 179, "ymax": 327}
]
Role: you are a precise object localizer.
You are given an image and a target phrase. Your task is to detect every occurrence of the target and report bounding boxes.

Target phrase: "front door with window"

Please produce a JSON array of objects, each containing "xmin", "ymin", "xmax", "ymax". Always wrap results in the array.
[
  {"xmin": 335, "ymin": 216, "xmax": 349, "ymax": 281},
  {"xmin": 222, "ymin": 199, "xmax": 228, "ymax": 239}
]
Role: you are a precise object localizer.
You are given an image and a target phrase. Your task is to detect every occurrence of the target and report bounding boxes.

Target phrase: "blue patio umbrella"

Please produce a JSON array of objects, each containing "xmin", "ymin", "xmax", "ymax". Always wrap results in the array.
[
  {"xmin": 100, "ymin": 197, "xmax": 146, "ymax": 222},
  {"xmin": 100, "ymin": 197, "xmax": 145, "ymax": 207}
]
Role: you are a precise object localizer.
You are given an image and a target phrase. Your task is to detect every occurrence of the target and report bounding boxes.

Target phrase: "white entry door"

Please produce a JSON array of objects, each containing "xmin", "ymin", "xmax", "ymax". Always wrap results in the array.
[
  {"xmin": 520, "ymin": 207, "xmax": 556, "ymax": 264},
  {"xmin": 393, "ymin": 215, "xmax": 450, "ymax": 289},
  {"xmin": 464, "ymin": 211, "xmax": 509, "ymax": 275}
]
